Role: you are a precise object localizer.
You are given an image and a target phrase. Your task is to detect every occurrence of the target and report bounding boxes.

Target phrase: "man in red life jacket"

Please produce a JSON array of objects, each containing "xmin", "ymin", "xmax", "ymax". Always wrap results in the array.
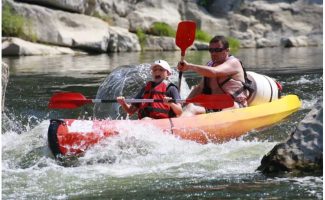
[
  {"xmin": 117, "ymin": 60, "xmax": 182, "ymax": 119},
  {"xmin": 177, "ymin": 35, "xmax": 250, "ymax": 116}
]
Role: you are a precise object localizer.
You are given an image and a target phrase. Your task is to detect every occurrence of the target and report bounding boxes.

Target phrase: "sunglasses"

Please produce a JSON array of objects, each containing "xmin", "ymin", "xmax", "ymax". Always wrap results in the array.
[{"xmin": 208, "ymin": 47, "xmax": 227, "ymax": 53}]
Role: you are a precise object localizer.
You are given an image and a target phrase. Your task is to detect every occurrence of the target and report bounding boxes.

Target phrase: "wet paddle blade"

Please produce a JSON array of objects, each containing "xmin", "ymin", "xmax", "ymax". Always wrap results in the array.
[
  {"xmin": 175, "ymin": 21, "xmax": 196, "ymax": 56},
  {"xmin": 48, "ymin": 92, "xmax": 91, "ymax": 109},
  {"xmin": 176, "ymin": 21, "xmax": 196, "ymax": 92},
  {"xmin": 186, "ymin": 94, "xmax": 234, "ymax": 109}
]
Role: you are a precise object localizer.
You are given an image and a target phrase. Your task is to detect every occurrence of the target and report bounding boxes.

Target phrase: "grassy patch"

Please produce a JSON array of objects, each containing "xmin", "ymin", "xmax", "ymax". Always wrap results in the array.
[
  {"xmin": 2, "ymin": 3, "xmax": 37, "ymax": 42},
  {"xmin": 195, "ymin": 29, "xmax": 212, "ymax": 42},
  {"xmin": 136, "ymin": 28, "xmax": 146, "ymax": 51},
  {"xmin": 227, "ymin": 37, "xmax": 240, "ymax": 53},
  {"xmin": 149, "ymin": 22, "xmax": 176, "ymax": 37},
  {"xmin": 92, "ymin": 11, "xmax": 114, "ymax": 25}
]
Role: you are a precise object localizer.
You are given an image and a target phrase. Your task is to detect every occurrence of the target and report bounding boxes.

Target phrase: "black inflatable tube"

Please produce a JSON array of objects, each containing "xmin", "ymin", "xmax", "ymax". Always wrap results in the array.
[{"xmin": 48, "ymin": 119, "xmax": 64, "ymax": 158}]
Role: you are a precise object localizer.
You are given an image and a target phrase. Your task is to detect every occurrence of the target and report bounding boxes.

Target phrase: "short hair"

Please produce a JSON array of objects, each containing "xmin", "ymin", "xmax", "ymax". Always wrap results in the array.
[{"xmin": 209, "ymin": 35, "xmax": 229, "ymax": 49}]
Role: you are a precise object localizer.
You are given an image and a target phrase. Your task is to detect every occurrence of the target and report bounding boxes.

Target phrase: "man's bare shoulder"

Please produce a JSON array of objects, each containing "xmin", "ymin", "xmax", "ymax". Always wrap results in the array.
[{"xmin": 225, "ymin": 57, "xmax": 242, "ymax": 70}]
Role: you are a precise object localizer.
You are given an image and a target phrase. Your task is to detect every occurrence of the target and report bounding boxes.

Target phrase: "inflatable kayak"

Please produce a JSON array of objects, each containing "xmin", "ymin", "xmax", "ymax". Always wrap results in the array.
[{"xmin": 48, "ymin": 95, "xmax": 301, "ymax": 158}]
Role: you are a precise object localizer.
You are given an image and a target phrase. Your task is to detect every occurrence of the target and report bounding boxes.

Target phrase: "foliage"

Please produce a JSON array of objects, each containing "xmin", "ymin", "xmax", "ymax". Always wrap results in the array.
[
  {"xmin": 2, "ymin": 3, "xmax": 37, "ymax": 42},
  {"xmin": 227, "ymin": 37, "xmax": 241, "ymax": 53},
  {"xmin": 136, "ymin": 28, "xmax": 146, "ymax": 51},
  {"xmin": 149, "ymin": 22, "xmax": 176, "ymax": 37},
  {"xmin": 195, "ymin": 29, "xmax": 212, "ymax": 42},
  {"xmin": 92, "ymin": 11, "xmax": 114, "ymax": 25},
  {"xmin": 2, "ymin": 3, "xmax": 25, "ymax": 37}
]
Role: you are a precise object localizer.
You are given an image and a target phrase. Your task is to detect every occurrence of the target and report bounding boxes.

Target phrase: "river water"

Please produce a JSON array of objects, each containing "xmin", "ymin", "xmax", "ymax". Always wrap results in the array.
[{"xmin": 2, "ymin": 47, "xmax": 323, "ymax": 199}]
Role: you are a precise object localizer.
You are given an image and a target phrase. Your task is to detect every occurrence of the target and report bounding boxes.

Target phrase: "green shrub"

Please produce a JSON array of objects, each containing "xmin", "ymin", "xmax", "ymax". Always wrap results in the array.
[
  {"xmin": 136, "ymin": 28, "xmax": 146, "ymax": 51},
  {"xmin": 92, "ymin": 11, "xmax": 114, "ymax": 25},
  {"xmin": 2, "ymin": 3, "xmax": 25, "ymax": 37},
  {"xmin": 195, "ymin": 29, "xmax": 212, "ymax": 42},
  {"xmin": 227, "ymin": 37, "xmax": 240, "ymax": 53},
  {"xmin": 149, "ymin": 22, "xmax": 176, "ymax": 37},
  {"xmin": 2, "ymin": 3, "xmax": 37, "ymax": 42}
]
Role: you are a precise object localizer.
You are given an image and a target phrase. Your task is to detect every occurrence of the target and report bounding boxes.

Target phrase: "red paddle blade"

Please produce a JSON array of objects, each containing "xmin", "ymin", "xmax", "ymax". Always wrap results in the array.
[
  {"xmin": 48, "ymin": 92, "xmax": 90, "ymax": 109},
  {"xmin": 186, "ymin": 94, "xmax": 234, "ymax": 109},
  {"xmin": 175, "ymin": 21, "xmax": 196, "ymax": 56}
]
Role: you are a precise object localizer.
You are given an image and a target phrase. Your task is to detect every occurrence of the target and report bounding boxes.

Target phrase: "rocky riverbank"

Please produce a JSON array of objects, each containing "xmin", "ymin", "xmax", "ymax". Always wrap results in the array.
[{"xmin": 2, "ymin": 0, "xmax": 323, "ymax": 56}]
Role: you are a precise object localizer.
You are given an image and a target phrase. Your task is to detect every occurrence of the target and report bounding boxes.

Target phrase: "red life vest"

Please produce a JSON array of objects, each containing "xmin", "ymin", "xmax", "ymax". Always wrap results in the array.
[{"xmin": 138, "ymin": 80, "xmax": 174, "ymax": 119}]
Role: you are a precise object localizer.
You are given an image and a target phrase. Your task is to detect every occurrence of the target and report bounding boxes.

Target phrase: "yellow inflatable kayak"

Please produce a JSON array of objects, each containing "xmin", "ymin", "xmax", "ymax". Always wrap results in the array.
[{"xmin": 48, "ymin": 95, "xmax": 301, "ymax": 157}]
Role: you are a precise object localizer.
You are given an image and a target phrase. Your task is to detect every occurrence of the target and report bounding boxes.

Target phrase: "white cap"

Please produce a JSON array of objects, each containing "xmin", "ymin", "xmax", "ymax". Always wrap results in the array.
[{"xmin": 151, "ymin": 60, "xmax": 172, "ymax": 74}]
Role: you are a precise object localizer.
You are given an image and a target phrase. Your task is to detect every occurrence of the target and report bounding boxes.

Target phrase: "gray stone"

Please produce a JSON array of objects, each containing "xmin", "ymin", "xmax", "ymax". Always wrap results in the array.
[
  {"xmin": 2, "ymin": 0, "xmax": 323, "ymax": 54},
  {"xmin": 257, "ymin": 98, "xmax": 323, "ymax": 175},
  {"xmin": 2, "ymin": 37, "xmax": 80, "ymax": 56},
  {"xmin": 16, "ymin": 0, "xmax": 87, "ymax": 13}
]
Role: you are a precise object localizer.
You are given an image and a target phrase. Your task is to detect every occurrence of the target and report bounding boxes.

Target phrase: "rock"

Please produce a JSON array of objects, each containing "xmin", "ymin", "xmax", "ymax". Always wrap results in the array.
[
  {"xmin": 2, "ymin": 37, "xmax": 80, "ymax": 56},
  {"xmin": 183, "ymin": 1, "xmax": 230, "ymax": 36},
  {"xmin": 257, "ymin": 98, "xmax": 323, "ymax": 175},
  {"xmin": 127, "ymin": 2, "xmax": 181, "ymax": 32},
  {"xmin": 281, "ymin": 36, "xmax": 310, "ymax": 47},
  {"xmin": 3, "ymin": 0, "xmax": 323, "ymax": 52},
  {"xmin": 192, "ymin": 41, "xmax": 209, "ymax": 50},
  {"xmin": 143, "ymin": 36, "xmax": 177, "ymax": 51},
  {"xmin": 7, "ymin": 0, "xmax": 140, "ymax": 53},
  {"xmin": 107, "ymin": 26, "xmax": 141, "ymax": 52},
  {"xmin": 2, "ymin": 62, "xmax": 9, "ymax": 111},
  {"xmin": 207, "ymin": 0, "xmax": 243, "ymax": 17},
  {"xmin": 17, "ymin": 0, "xmax": 87, "ymax": 13},
  {"xmin": 256, "ymin": 38, "xmax": 275, "ymax": 48}
]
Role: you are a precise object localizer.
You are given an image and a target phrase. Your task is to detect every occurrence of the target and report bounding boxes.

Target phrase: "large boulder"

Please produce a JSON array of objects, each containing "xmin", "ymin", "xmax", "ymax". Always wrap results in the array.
[
  {"xmin": 257, "ymin": 98, "xmax": 323, "ymax": 175},
  {"xmin": 3, "ymin": 0, "xmax": 323, "ymax": 51},
  {"xmin": 6, "ymin": 0, "xmax": 140, "ymax": 53},
  {"xmin": 229, "ymin": 0, "xmax": 323, "ymax": 48},
  {"xmin": 2, "ymin": 37, "xmax": 79, "ymax": 56},
  {"xmin": 17, "ymin": 0, "xmax": 87, "ymax": 13},
  {"xmin": 127, "ymin": 1, "xmax": 181, "ymax": 32}
]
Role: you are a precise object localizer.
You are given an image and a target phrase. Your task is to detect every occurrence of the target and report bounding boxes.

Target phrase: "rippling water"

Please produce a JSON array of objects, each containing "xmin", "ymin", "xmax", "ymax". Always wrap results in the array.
[{"xmin": 2, "ymin": 47, "xmax": 323, "ymax": 199}]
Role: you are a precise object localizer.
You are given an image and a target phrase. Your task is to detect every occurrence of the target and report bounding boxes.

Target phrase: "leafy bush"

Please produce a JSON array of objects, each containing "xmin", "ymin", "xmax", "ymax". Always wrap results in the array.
[
  {"xmin": 2, "ymin": 3, "xmax": 37, "ymax": 42},
  {"xmin": 136, "ymin": 28, "xmax": 146, "ymax": 51},
  {"xmin": 2, "ymin": 3, "xmax": 25, "ymax": 37},
  {"xmin": 149, "ymin": 22, "xmax": 176, "ymax": 37},
  {"xmin": 195, "ymin": 29, "xmax": 212, "ymax": 42},
  {"xmin": 92, "ymin": 11, "xmax": 114, "ymax": 25},
  {"xmin": 227, "ymin": 37, "xmax": 240, "ymax": 53}
]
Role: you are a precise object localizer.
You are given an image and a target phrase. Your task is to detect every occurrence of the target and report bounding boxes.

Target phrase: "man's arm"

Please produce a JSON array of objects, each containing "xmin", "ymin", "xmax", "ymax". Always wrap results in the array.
[{"xmin": 178, "ymin": 59, "xmax": 241, "ymax": 78}]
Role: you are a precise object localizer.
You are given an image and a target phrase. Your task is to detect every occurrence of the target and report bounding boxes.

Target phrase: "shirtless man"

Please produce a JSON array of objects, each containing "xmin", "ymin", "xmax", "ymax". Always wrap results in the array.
[{"xmin": 177, "ymin": 35, "xmax": 249, "ymax": 116}]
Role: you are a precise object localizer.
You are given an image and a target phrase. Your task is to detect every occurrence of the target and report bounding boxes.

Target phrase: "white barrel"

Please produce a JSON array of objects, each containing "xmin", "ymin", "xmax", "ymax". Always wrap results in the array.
[{"xmin": 247, "ymin": 71, "xmax": 279, "ymax": 106}]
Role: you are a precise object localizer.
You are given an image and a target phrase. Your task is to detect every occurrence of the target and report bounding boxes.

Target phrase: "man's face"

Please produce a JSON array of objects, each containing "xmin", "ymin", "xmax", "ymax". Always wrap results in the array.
[{"xmin": 209, "ymin": 41, "xmax": 229, "ymax": 64}]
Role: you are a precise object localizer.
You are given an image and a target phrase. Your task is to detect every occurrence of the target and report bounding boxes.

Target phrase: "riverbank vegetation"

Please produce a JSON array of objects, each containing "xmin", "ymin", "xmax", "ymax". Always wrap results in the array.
[
  {"xmin": 135, "ymin": 21, "xmax": 240, "ymax": 52},
  {"xmin": 2, "ymin": 3, "xmax": 37, "ymax": 42}
]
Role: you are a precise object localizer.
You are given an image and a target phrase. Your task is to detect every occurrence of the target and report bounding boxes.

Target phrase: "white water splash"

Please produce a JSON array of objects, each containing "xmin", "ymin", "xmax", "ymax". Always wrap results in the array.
[
  {"xmin": 2, "ymin": 116, "xmax": 314, "ymax": 200},
  {"xmin": 284, "ymin": 75, "xmax": 322, "ymax": 85}
]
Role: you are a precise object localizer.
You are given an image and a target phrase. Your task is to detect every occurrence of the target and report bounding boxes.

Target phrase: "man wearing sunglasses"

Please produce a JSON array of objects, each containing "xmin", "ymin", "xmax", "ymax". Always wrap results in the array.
[{"xmin": 177, "ymin": 35, "xmax": 250, "ymax": 116}]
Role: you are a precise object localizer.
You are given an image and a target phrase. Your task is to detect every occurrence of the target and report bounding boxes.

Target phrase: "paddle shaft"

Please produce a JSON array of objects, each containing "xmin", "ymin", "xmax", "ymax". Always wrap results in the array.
[
  {"xmin": 48, "ymin": 92, "xmax": 234, "ymax": 109},
  {"xmin": 75, "ymin": 99, "xmax": 188, "ymax": 104},
  {"xmin": 178, "ymin": 55, "xmax": 185, "ymax": 91}
]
